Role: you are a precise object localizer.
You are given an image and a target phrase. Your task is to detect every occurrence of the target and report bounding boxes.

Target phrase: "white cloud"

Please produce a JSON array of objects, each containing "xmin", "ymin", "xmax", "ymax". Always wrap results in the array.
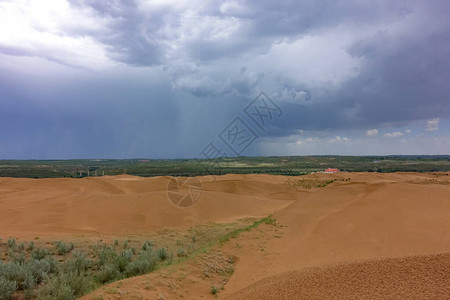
[
  {"xmin": 259, "ymin": 134, "xmax": 450, "ymax": 156},
  {"xmin": 405, "ymin": 129, "xmax": 412, "ymax": 133},
  {"xmin": 295, "ymin": 137, "xmax": 318, "ymax": 145},
  {"xmin": 426, "ymin": 118, "xmax": 440, "ymax": 131},
  {"xmin": 366, "ymin": 129, "xmax": 378, "ymax": 137},
  {"xmin": 328, "ymin": 136, "xmax": 350, "ymax": 143},
  {"xmin": 383, "ymin": 131, "xmax": 403, "ymax": 138},
  {"xmin": 0, "ymin": 0, "xmax": 111, "ymax": 69}
]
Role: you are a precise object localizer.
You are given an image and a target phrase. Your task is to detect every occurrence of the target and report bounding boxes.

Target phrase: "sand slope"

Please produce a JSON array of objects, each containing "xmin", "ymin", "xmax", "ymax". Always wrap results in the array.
[
  {"xmin": 0, "ymin": 175, "xmax": 293, "ymax": 238},
  {"xmin": 221, "ymin": 172, "xmax": 450, "ymax": 295},
  {"xmin": 225, "ymin": 253, "xmax": 450, "ymax": 300}
]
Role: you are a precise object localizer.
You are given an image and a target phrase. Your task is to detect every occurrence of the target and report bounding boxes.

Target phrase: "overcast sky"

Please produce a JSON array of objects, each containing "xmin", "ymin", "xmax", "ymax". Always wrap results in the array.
[{"xmin": 0, "ymin": 0, "xmax": 449, "ymax": 159}]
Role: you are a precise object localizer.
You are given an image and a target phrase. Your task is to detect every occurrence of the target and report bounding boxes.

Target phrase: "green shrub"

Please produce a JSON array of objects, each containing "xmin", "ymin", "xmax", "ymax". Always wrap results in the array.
[
  {"xmin": 96, "ymin": 247, "xmax": 133, "ymax": 273},
  {"xmin": 31, "ymin": 247, "xmax": 48, "ymax": 260},
  {"xmin": 264, "ymin": 217, "xmax": 277, "ymax": 226},
  {"xmin": 64, "ymin": 251, "xmax": 90, "ymax": 276},
  {"xmin": 95, "ymin": 264, "xmax": 120, "ymax": 284},
  {"xmin": 7, "ymin": 238, "xmax": 16, "ymax": 249},
  {"xmin": 157, "ymin": 248, "xmax": 168, "ymax": 261},
  {"xmin": 55, "ymin": 241, "xmax": 73, "ymax": 255},
  {"xmin": 96, "ymin": 246, "xmax": 116, "ymax": 267},
  {"xmin": 39, "ymin": 281, "xmax": 75, "ymax": 300},
  {"xmin": 0, "ymin": 277, "xmax": 17, "ymax": 300},
  {"xmin": 211, "ymin": 286, "xmax": 218, "ymax": 295},
  {"xmin": 26, "ymin": 259, "xmax": 54, "ymax": 283},
  {"xmin": 125, "ymin": 250, "xmax": 157, "ymax": 277},
  {"xmin": 118, "ymin": 250, "xmax": 133, "ymax": 272},
  {"xmin": 0, "ymin": 262, "xmax": 33, "ymax": 290},
  {"xmin": 10, "ymin": 251, "xmax": 26, "ymax": 264},
  {"xmin": 176, "ymin": 247, "xmax": 186, "ymax": 257},
  {"xmin": 27, "ymin": 242, "xmax": 35, "ymax": 251},
  {"xmin": 22, "ymin": 271, "xmax": 36, "ymax": 291},
  {"xmin": 40, "ymin": 270, "xmax": 94, "ymax": 299},
  {"xmin": 38, "ymin": 273, "xmax": 81, "ymax": 300},
  {"xmin": 142, "ymin": 241, "xmax": 153, "ymax": 251}
]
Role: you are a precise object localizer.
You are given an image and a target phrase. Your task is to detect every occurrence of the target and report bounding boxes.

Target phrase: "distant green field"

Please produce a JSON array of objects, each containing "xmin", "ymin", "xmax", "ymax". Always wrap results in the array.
[{"xmin": 0, "ymin": 156, "xmax": 449, "ymax": 178}]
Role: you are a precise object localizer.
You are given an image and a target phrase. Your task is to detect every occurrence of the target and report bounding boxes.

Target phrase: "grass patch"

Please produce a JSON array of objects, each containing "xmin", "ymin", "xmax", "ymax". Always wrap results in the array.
[
  {"xmin": 0, "ymin": 216, "xmax": 275, "ymax": 299},
  {"xmin": 408, "ymin": 178, "xmax": 450, "ymax": 185},
  {"xmin": 288, "ymin": 178, "xmax": 337, "ymax": 189}
]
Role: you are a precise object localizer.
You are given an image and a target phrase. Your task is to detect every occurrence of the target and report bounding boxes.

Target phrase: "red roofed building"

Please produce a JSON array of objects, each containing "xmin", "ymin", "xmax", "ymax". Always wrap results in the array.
[{"xmin": 324, "ymin": 168, "xmax": 339, "ymax": 173}]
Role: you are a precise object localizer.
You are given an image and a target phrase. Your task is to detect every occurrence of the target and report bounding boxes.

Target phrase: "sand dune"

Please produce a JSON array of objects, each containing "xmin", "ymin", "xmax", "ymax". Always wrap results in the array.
[
  {"xmin": 1, "ymin": 172, "xmax": 449, "ymax": 299},
  {"xmin": 225, "ymin": 253, "xmax": 450, "ymax": 300},
  {"xmin": 0, "ymin": 174, "xmax": 292, "ymax": 238}
]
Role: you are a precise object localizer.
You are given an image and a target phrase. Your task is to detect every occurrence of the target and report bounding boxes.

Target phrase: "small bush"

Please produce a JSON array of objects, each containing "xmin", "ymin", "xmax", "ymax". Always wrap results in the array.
[
  {"xmin": 7, "ymin": 238, "xmax": 16, "ymax": 249},
  {"xmin": 27, "ymin": 242, "xmax": 35, "ymax": 251},
  {"xmin": 125, "ymin": 250, "xmax": 157, "ymax": 277},
  {"xmin": 38, "ymin": 270, "xmax": 93, "ymax": 300},
  {"xmin": 10, "ymin": 251, "xmax": 26, "ymax": 264},
  {"xmin": 118, "ymin": 250, "xmax": 133, "ymax": 272},
  {"xmin": 55, "ymin": 241, "xmax": 73, "ymax": 255},
  {"xmin": 96, "ymin": 246, "xmax": 114, "ymax": 266},
  {"xmin": 64, "ymin": 251, "xmax": 90, "ymax": 276},
  {"xmin": 211, "ymin": 286, "xmax": 218, "ymax": 295},
  {"xmin": 31, "ymin": 248, "xmax": 48, "ymax": 260},
  {"xmin": 27, "ymin": 258, "xmax": 54, "ymax": 283},
  {"xmin": 95, "ymin": 264, "xmax": 120, "ymax": 284},
  {"xmin": 142, "ymin": 241, "xmax": 153, "ymax": 251},
  {"xmin": 40, "ymin": 282, "xmax": 75, "ymax": 300},
  {"xmin": 0, "ymin": 277, "xmax": 17, "ymax": 300},
  {"xmin": 176, "ymin": 247, "xmax": 186, "ymax": 257},
  {"xmin": 0, "ymin": 262, "xmax": 33, "ymax": 290},
  {"xmin": 39, "ymin": 270, "xmax": 94, "ymax": 299},
  {"xmin": 264, "ymin": 217, "xmax": 277, "ymax": 226},
  {"xmin": 157, "ymin": 248, "xmax": 168, "ymax": 261}
]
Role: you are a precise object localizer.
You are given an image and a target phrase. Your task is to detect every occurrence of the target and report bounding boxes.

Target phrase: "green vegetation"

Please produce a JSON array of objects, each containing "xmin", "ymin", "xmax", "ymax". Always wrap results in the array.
[
  {"xmin": 0, "ymin": 216, "xmax": 275, "ymax": 299},
  {"xmin": 0, "ymin": 156, "xmax": 449, "ymax": 178},
  {"xmin": 287, "ymin": 178, "xmax": 352, "ymax": 189},
  {"xmin": 211, "ymin": 285, "xmax": 218, "ymax": 295},
  {"xmin": 0, "ymin": 277, "xmax": 17, "ymax": 299},
  {"xmin": 54, "ymin": 241, "xmax": 73, "ymax": 255}
]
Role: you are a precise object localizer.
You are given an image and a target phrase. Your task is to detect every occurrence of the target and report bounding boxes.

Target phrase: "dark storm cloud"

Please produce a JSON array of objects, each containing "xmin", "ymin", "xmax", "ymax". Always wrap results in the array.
[
  {"xmin": 67, "ymin": 0, "xmax": 168, "ymax": 66},
  {"xmin": 1, "ymin": 0, "xmax": 449, "ymax": 158},
  {"xmin": 64, "ymin": 0, "xmax": 409, "ymax": 65},
  {"xmin": 260, "ymin": 0, "xmax": 450, "ymax": 136}
]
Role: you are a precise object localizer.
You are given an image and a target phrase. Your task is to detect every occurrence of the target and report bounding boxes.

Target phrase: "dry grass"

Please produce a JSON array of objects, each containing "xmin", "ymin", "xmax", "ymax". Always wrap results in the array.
[
  {"xmin": 407, "ymin": 178, "xmax": 450, "ymax": 185},
  {"xmin": 287, "ymin": 178, "xmax": 336, "ymax": 189}
]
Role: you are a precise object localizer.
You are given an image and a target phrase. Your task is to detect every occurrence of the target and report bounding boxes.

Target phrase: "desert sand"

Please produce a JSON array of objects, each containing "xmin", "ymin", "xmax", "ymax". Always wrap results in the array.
[{"xmin": 1, "ymin": 172, "xmax": 449, "ymax": 299}]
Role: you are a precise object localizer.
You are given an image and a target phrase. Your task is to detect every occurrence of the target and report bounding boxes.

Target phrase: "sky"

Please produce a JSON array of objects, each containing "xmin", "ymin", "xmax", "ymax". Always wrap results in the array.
[{"xmin": 0, "ymin": 0, "xmax": 449, "ymax": 159}]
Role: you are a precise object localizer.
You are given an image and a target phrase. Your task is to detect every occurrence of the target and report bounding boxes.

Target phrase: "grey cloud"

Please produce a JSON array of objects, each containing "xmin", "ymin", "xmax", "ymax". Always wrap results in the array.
[
  {"xmin": 67, "ymin": 0, "xmax": 168, "ymax": 66},
  {"xmin": 259, "ymin": 1, "xmax": 450, "ymax": 136},
  {"xmin": 165, "ymin": 64, "xmax": 263, "ymax": 98},
  {"xmin": 1, "ymin": 0, "xmax": 450, "ymax": 158}
]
